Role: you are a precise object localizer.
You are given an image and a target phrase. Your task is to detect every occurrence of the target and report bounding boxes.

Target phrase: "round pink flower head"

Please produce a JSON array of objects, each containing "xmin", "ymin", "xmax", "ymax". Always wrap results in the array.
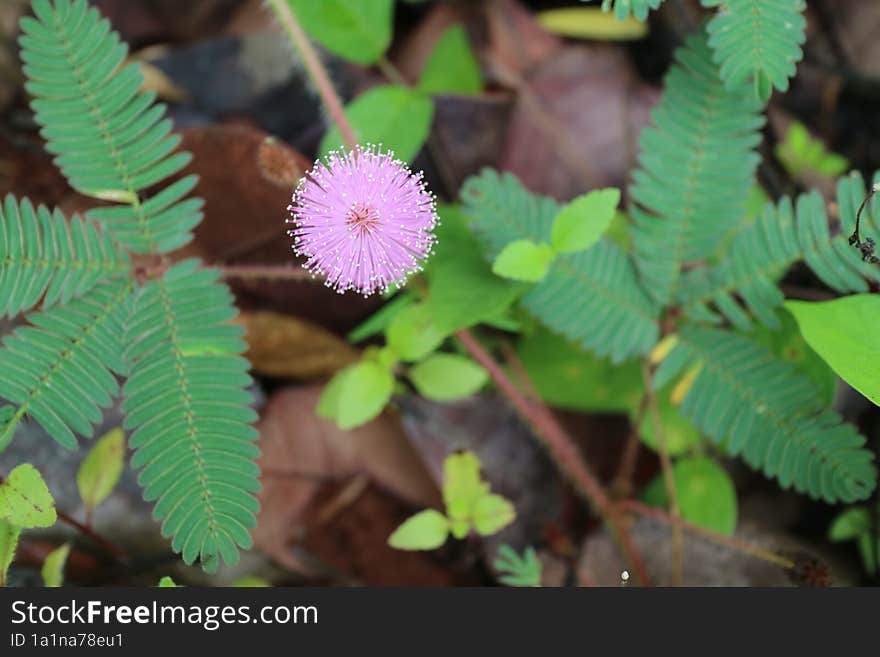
[{"xmin": 287, "ymin": 144, "xmax": 438, "ymax": 296}]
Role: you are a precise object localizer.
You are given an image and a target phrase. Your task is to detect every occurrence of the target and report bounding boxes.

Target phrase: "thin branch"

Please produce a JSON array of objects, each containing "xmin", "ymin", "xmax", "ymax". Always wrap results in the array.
[
  {"xmin": 55, "ymin": 509, "xmax": 127, "ymax": 560},
  {"xmin": 455, "ymin": 328, "xmax": 652, "ymax": 586},
  {"xmin": 219, "ymin": 264, "xmax": 316, "ymax": 281},
  {"xmin": 610, "ymin": 392, "xmax": 649, "ymax": 500},
  {"xmin": 266, "ymin": 0, "xmax": 358, "ymax": 150},
  {"xmin": 642, "ymin": 360, "xmax": 683, "ymax": 585},
  {"xmin": 136, "ymin": 263, "xmax": 318, "ymax": 282},
  {"xmin": 618, "ymin": 499, "xmax": 796, "ymax": 571}
]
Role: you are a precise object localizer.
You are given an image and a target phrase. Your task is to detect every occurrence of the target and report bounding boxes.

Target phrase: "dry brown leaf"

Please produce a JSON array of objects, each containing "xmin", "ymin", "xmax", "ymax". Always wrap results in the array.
[
  {"xmin": 237, "ymin": 311, "xmax": 358, "ymax": 379},
  {"xmin": 498, "ymin": 45, "xmax": 659, "ymax": 199},
  {"xmin": 253, "ymin": 386, "xmax": 441, "ymax": 573}
]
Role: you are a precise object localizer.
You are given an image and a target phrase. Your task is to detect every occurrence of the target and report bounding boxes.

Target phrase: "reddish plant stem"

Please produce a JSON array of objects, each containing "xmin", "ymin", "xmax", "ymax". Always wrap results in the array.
[
  {"xmin": 56, "ymin": 509, "xmax": 127, "ymax": 560},
  {"xmin": 610, "ymin": 392, "xmax": 649, "ymax": 500},
  {"xmin": 136, "ymin": 263, "xmax": 317, "ymax": 282},
  {"xmin": 619, "ymin": 500, "xmax": 796, "ymax": 571},
  {"xmin": 455, "ymin": 329, "xmax": 652, "ymax": 586},
  {"xmin": 267, "ymin": 0, "xmax": 358, "ymax": 151},
  {"xmin": 219, "ymin": 264, "xmax": 315, "ymax": 281}
]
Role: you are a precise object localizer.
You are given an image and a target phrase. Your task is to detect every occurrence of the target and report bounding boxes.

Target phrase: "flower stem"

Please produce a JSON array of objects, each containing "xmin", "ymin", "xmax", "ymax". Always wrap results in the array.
[
  {"xmin": 455, "ymin": 328, "xmax": 652, "ymax": 586},
  {"xmin": 266, "ymin": 0, "xmax": 358, "ymax": 150}
]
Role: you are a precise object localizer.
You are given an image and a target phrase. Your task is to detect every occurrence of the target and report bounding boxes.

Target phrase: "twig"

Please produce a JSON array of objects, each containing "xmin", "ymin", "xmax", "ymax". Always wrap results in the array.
[
  {"xmin": 136, "ymin": 262, "xmax": 317, "ymax": 282},
  {"xmin": 455, "ymin": 328, "xmax": 652, "ymax": 586},
  {"xmin": 500, "ymin": 340, "xmax": 542, "ymax": 406},
  {"xmin": 219, "ymin": 264, "xmax": 316, "ymax": 281},
  {"xmin": 642, "ymin": 360, "xmax": 683, "ymax": 585},
  {"xmin": 266, "ymin": 0, "xmax": 358, "ymax": 150},
  {"xmin": 610, "ymin": 392, "xmax": 649, "ymax": 500},
  {"xmin": 618, "ymin": 499, "xmax": 796, "ymax": 571},
  {"xmin": 55, "ymin": 509, "xmax": 127, "ymax": 560},
  {"xmin": 848, "ymin": 183, "xmax": 880, "ymax": 263}
]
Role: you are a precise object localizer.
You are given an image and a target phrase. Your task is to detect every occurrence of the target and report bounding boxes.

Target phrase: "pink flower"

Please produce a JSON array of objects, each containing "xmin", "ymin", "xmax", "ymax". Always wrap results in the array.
[{"xmin": 287, "ymin": 145, "xmax": 438, "ymax": 296}]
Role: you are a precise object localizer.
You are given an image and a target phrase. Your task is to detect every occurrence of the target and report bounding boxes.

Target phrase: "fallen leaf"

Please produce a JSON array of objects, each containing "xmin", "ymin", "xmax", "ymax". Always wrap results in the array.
[
  {"xmin": 253, "ymin": 386, "xmax": 440, "ymax": 572},
  {"xmin": 485, "ymin": 0, "xmax": 562, "ymax": 79},
  {"xmin": 237, "ymin": 311, "xmax": 358, "ymax": 379},
  {"xmin": 499, "ymin": 45, "xmax": 659, "ymax": 200}
]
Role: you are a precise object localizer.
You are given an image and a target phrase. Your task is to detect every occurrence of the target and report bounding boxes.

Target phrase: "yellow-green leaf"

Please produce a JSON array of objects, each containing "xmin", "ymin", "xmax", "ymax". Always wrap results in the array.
[
  {"xmin": 0, "ymin": 464, "xmax": 56, "ymax": 528},
  {"xmin": 418, "ymin": 25, "xmax": 482, "ymax": 95},
  {"xmin": 472, "ymin": 494, "xmax": 515, "ymax": 536},
  {"xmin": 386, "ymin": 302, "xmax": 447, "ymax": 362},
  {"xmin": 77, "ymin": 428, "xmax": 125, "ymax": 514},
  {"xmin": 284, "ymin": 0, "xmax": 393, "ymax": 64},
  {"xmin": 320, "ymin": 85, "xmax": 434, "ymax": 164},
  {"xmin": 442, "ymin": 451, "xmax": 488, "ymax": 525},
  {"xmin": 158, "ymin": 576, "xmax": 178, "ymax": 587},
  {"xmin": 388, "ymin": 509, "xmax": 449, "ymax": 550},
  {"xmin": 0, "ymin": 520, "xmax": 20, "ymax": 587},
  {"xmin": 41, "ymin": 543, "xmax": 70, "ymax": 587},
  {"xmin": 338, "ymin": 361, "xmax": 395, "ymax": 430},
  {"xmin": 233, "ymin": 576, "xmax": 271, "ymax": 587},
  {"xmin": 492, "ymin": 240, "xmax": 555, "ymax": 282},
  {"xmin": 409, "ymin": 354, "xmax": 488, "ymax": 401},
  {"xmin": 538, "ymin": 8, "xmax": 649, "ymax": 41},
  {"xmin": 550, "ymin": 189, "xmax": 620, "ymax": 254},
  {"xmin": 786, "ymin": 296, "xmax": 880, "ymax": 407}
]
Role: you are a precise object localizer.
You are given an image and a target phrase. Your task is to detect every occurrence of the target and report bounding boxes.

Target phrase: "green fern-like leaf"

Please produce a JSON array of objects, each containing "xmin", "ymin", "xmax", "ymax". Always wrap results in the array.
[
  {"xmin": 522, "ymin": 243, "xmax": 659, "ymax": 363},
  {"xmin": 461, "ymin": 169, "xmax": 659, "ymax": 362},
  {"xmin": 460, "ymin": 169, "xmax": 558, "ymax": 257},
  {"xmin": 123, "ymin": 260, "xmax": 260, "ymax": 572},
  {"xmin": 678, "ymin": 172, "xmax": 880, "ymax": 330},
  {"xmin": 629, "ymin": 32, "xmax": 764, "ymax": 305},
  {"xmin": 655, "ymin": 326, "xmax": 876, "ymax": 503},
  {"xmin": 0, "ymin": 195, "xmax": 128, "ymax": 318},
  {"xmin": 0, "ymin": 279, "xmax": 131, "ymax": 449},
  {"xmin": 702, "ymin": 0, "xmax": 807, "ymax": 101},
  {"xmin": 19, "ymin": 0, "xmax": 202, "ymax": 253},
  {"xmin": 601, "ymin": 0, "xmax": 664, "ymax": 21}
]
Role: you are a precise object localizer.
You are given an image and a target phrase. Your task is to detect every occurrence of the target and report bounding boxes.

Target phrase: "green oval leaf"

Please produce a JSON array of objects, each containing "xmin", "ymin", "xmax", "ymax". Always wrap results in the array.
[
  {"xmin": 550, "ymin": 189, "xmax": 620, "ymax": 254},
  {"xmin": 330, "ymin": 360, "xmax": 395, "ymax": 430},
  {"xmin": 492, "ymin": 240, "xmax": 555, "ymax": 282},
  {"xmin": 388, "ymin": 509, "xmax": 449, "ymax": 550},
  {"xmin": 472, "ymin": 494, "xmax": 516, "ymax": 536},
  {"xmin": 442, "ymin": 451, "xmax": 488, "ymax": 525},
  {"xmin": 0, "ymin": 520, "xmax": 21, "ymax": 587},
  {"xmin": 786, "ymin": 296, "xmax": 880, "ymax": 407},
  {"xmin": 409, "ymin": 354, "xmax": 488, "ymax": 402},
  {"xmin": 418, "ymin": 25, "xmax": 482, "ymax": 95},
  {"xmin": 77, "ymin": 428, "xmax": 126, "ymax": 514},
  {"xmin": 285, "ymin": 0, "xmax": 393, "ymax": 64},
  {"xmin": 643, "ymin": 457, "xmax": 737, "ymax": 535},
  {"xmin": 320, "ymin": 85, "xmax": 434, "ymax": 163},
  {"xmin": 0, "ymin": 464, "xmax": 56, "ymax": 529},
  {"xmin": 386, "ymin": 302, "xmax": 447, "ymax": 362},
  {"xmin": 41, "ymin": 543, "xmax": 70, "ymax": 587}
]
